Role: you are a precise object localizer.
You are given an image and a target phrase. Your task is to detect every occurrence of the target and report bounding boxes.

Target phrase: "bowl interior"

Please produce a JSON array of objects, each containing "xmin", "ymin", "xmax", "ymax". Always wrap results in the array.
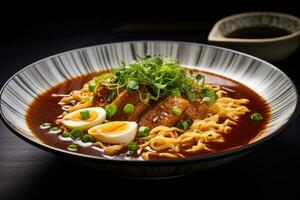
[{"xmin": 0, "ymin": 41, "xmax": 297, "ymax": 160}]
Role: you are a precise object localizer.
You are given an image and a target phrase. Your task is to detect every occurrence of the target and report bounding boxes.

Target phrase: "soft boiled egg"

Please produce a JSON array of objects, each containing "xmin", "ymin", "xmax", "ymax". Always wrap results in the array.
[
  {"xmin": 88, "ymin": 121, "xmax": 137, "ymax": 144},
  {"xmin": 62, "ymin": 107, "xmax": 106, "ymax": 130}
]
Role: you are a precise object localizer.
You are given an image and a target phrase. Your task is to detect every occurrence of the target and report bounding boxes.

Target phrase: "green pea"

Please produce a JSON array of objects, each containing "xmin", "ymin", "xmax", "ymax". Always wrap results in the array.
[
  {"xmin": 171, "ymin": 107, "xmax": 182, "ymax": 116},
  {"xmin": 124, "ymin": 103, "xmax": 135, "ymax": 115},
  {"xmin": 80, "ymin": 110, "xmax": 90, "ymax": 120},
  {"xmin": 127, "ymin": 141, "xmax": 138, "ymax": 151},
  {"xmin": 50, "ymin": 126, "xmax": 59, "ymax": 131},
  {"xmin": 82, "ymin": 134, "xmax": 95, "ymax": 143},
  {"xmin": 105, "ymin": 104, "xmax": 118, "ymax": 117},
  {"xmin": 138, "ymin": 126, "xmax": 150, "ymax": 137},
  {"xmin": 251, "ymin": 113, "xmax": 263, "ymax": 121},
  {"xmin": 88, "ymin": 82, "xmax": 96, "ymax": 92},
  {"xmin": 176, "ymin": 120, "xmax": 191, "ymax": 130},
  {"xmin": 61, "ymin": 131, "xmax": 71, "ymax": 138},
  {"xmin": 71, "ymin": 128, "xmax": 83, "ymax": 138},
  {"xmin": 67, "ymin": 144, "xmax": 78, "ymax": 151}
]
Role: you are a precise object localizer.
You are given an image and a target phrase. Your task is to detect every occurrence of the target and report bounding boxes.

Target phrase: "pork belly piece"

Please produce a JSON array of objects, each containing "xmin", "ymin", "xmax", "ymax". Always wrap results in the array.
[
  {"xmin": 184, "ymin": 101, "xmax": 208, "ymax": 120},
  {"xmin": 139, "ymin": 96, "xmax": 189, "ymax": 129},
  {"xmin": 92, "ymin": 85, "xmax": 113, "ymax": 107},
  {"xmin": 109, "ymin": 89, "xmax": 149, "ymax": 121}
]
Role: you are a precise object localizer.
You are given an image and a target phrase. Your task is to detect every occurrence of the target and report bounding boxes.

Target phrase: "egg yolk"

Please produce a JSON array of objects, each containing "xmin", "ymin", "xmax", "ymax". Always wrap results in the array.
[
  {"xmin": 94, "ymin": 122, "xmax": 129, "ymax": 134},
  {"xmin": 68, "ymin": 110, "xmax": 98, "ymax": 122}
]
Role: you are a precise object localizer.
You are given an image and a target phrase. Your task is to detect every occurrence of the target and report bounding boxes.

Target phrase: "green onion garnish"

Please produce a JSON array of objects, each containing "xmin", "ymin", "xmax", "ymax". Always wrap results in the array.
[
  {"xmin": 61, "ymin": 131, "xmax": 71, "ymax": 138},
  {"xmin": 67, "ymin": 144, "xmax": 78, "ymax": 151},
  {"xmin": 127, "ymin": 80, "xmax": 139, "ymax": 90},
  {"xmin": 200, "ymin": 87, "xmax": 218, "ymax": 103},
  {"xmin": 187, "ymin": 91, "xmax": 197, "ymax": 101},
  {"xmin": 123, "ymin": 103, "xmax": 135, "ymax": 115},
  {"xmin": 40, "ymin": 123, "xmax": 51, "ymax": 129},
  {"xmin": 138, "ymin": 126, "xmax": 150, "ymax": 137},
  {"xmin": 88, "ymin": 82, "xmax": 96, "ymax": 92},
  {"xmin": 171, "ymin": 89, "xmax": 181, "ymax": 97},
  {"xmin": 176, "ymin": 120, "xmax": 191, "ymax": 130},
  {"xmin": 92, "ymin": 56, "xmax": 207, "ymax": 104},
  {"xmin": 105, "ymin": 104, "xmax": 118, "ymax": 117},
  {"xmin": 50, "ymin": 126, "xmax": 59, "ymax": 131},
  {"xmin": 80, "ymin": 110, "xmax": 90, "ymax": 120},
  {"xmin": 82, "ymin": 134, "xmax": 95, "ymax": 143},
  {"xmin": 71, "ymin": 128, "xmax": 83, "ymax": 138},
  {"xmin": 195, "ymin": 74, "xmax": 204, "ymax": 82},
  {"xmin": 171, "ymin": 107, "xmax": 182, "ymax": 116},
  {"xmin": 180, "ymin": 82, "xmax": 189, "ymax": 93},
  {"xmin": 127, "ymin": 141, "xmax": 138, "ymax": 151},
  {"xmin": 251, "ymin": 113, "xmax": 263, "ymax": 121}
]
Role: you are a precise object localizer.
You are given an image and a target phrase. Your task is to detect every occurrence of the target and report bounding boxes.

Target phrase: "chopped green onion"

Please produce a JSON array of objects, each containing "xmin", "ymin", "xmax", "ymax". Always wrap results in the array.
[
  {"xmin": 180, "ymin": 82, "xmax": 189, "ymax": 93},
  {"xmin": 105, "ymin": 104, "xmax": 118, "ymax": 117},
  {"xmin": 124, "ymin": 103, "xmax": 135, "ymax": 115},
  {"xmin": 200, "ymin": 87, "xmax": 218, "ymax": 103},
  {"xmin": 187, "ymin": 91, "xmax": 197, "ymax": 101},
  {"xmin": 251, "ymin": 113, "xmax": 263, "ymax": 121},
  {"xmin": 211, "ymin": 92, "xmax": 218, "ymax": 102},
  {"xmin": 171, "ymin": 89, "xmax": 181, "ymax": 97},
  {"xmin": 127, "ymin": 141, "xmax": 138, "ymax": 151},
  {"xmin": 189, "ymin": 70, "xmax": 193, "ymax": 75},
  {"xmin": 40, "ymin": 123, "xmax": 51, "ymax": 129},
  {"xmin": 127, "ymin": 80, "xmax": 139, "ymax": 90},
  {"xmin": 82, "ymin": 134, "xmax": 95, "ymax": 143},
  {"xmin": 154, "ymin": 56, "xmax": 163, "ymax": 65},
  {"xmin": 88, "ymin": 82, "xmax": 96, "ymax": 92},
  {"xmin": 107, "ymin": 90, "xmax": 116, "ymax": 101},
  {"xmin": 171, "ymin": 107, "xmax": 182, "ymax": 116},
  {"xmin": 195, "ymin": 74, "xmax": 204, "ymax": 82},
  {"xmin": 80, "ymin": 110, "xmax": 90, "ymax": 120},
  {"xmin": 104, "ymin": 119, "xmax": 110, "ymax": 123},
  {"xmin": 93, "ymin": 56, "xmax": 207, "ymax": 104},
  {"xmin": 67, "ymin": 144, "xmax": 78, "ymax": 151},
  {"xmin": 176, "ymin": 120, "xmax": 191, "ymax": 130},
  {"xmin": 138, "ymin": 126, "xmax": 150, "ymax": 137},
  {"xmin": 200, "ymin": 87, "xmax": 211, "ymax": 97},
  {"xmin": 71, "ymin": 128, "xmax": 83, "ymax": 138},
  {"xmin": 41, "ymin": 122, "xmax": 51, "ymax": 126},
  {"xmin": 61, "ymin": 131, "xmax": 71, "ymax": 138},
  {"xmin": 50, "ymin": 126, "xmax": 59, "ymax": 131}
]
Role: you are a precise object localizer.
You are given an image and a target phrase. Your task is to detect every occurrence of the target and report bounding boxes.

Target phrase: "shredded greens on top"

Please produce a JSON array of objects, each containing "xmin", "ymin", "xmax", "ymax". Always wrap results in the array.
[{"xmin": 89, "ymin": 55, "xmax": 218, "ymax": 104}]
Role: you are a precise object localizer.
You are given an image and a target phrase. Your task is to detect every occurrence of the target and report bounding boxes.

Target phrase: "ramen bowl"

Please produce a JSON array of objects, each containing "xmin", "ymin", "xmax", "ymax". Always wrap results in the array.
[{"xmin": 0, "ymin": 41, "xmax": 298, "ymax": 178}]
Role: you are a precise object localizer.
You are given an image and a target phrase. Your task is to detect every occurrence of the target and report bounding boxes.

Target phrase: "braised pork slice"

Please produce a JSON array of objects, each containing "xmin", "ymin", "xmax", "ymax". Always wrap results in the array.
[
  {"xmin": 184, "ymin": 101, "xmax": 208, "ymax": 120},
  {"xmin": 139, "ymin": 96, "xmax": 189, "ymax": 129},
  {"xmin": 92, "ymin": 85, "xmax": 113, "ymax": 107},
  {"xmin": 110, "ymin": 89, "xmax": 149, "ymax": 121}
]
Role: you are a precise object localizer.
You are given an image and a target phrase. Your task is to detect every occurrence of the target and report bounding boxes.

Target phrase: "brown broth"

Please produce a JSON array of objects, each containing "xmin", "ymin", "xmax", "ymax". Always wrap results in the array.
[
  {"xmin": 26, "ymin": 69, "xmax": 270, "ymax": 160},
  {"xmin": 226, "ymin": 26, "xmax": 291, "ymax": 39}
]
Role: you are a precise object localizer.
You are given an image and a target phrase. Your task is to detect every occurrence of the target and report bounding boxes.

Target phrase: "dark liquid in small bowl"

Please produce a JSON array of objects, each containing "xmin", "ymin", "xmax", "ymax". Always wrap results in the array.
[{"xmin": 226, "ymin": 26, "xmax": 291, "ymax": 39}]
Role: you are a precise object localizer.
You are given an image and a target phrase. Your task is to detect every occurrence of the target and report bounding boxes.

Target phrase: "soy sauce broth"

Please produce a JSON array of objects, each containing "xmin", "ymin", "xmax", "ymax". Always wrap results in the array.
[
  {"xmin": 26, "ymin": 69, "xmax": 271, "ymax": 160},
  {"xmin": 226, "ymin": 26, "xmax": 291, "ymax": 39}
]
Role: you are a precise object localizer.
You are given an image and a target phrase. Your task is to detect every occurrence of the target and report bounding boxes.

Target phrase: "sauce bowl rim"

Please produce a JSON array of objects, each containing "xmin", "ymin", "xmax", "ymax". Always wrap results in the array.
[{"xmin": 208, "ymin": 12, "xmax": 300, "ymax": 43}]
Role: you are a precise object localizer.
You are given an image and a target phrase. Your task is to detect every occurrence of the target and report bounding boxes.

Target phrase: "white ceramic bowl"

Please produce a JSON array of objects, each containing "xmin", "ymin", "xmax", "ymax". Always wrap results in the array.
[
  {"xmin": 208, "ymin": 12, "xmax": 300, "ymax": 62},
  {"xmin": 0, "ymin": 41, "xmax": 298, "ymax": 178}
]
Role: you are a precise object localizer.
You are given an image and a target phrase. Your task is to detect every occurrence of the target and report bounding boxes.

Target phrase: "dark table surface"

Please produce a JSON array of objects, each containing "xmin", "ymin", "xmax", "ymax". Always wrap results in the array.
[{"xmin": 1, "ymin": 15, "xmax": 300, "ymax": 199}]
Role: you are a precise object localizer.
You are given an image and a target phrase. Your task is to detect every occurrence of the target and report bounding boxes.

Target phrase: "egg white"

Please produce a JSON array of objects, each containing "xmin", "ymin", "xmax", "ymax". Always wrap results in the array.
[
  {"xmin": 62, "ymin": 107, "xmax": 106, "ymax": 130},
  {"xmin": 88, "ymin": 121, "xmax": 137, "ymax": 144}
]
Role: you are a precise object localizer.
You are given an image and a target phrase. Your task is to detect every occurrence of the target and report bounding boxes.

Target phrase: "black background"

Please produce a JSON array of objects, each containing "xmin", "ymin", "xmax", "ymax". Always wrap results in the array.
[{"xmin": 1, "ymin": 2, "xmax": 300, "ymax": 199}]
